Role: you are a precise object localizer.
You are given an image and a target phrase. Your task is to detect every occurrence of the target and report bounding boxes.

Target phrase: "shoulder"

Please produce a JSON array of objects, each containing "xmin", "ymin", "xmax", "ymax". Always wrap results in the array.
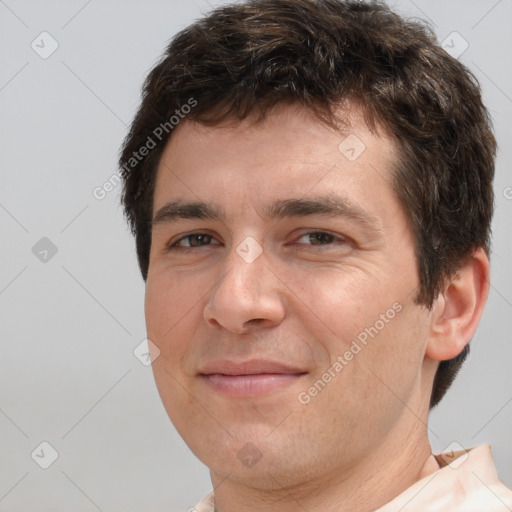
[
  {"xmin": 377, "ymin": 445, "xmax": 512, "ymax": 511},
  {"xmin": 189, "ymin": 491, "xmax": 214, "ymax": 512}
]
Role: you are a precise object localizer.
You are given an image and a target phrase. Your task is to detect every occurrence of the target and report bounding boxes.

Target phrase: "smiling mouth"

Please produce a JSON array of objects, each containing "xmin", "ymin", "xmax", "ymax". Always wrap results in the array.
[
  {"xmin": 200, "ymin": 373, "xmax": 307, "ymax": 396},
  {"xmin": 198, "ymin": 359, "xmax": 308, "ymax": 397}
]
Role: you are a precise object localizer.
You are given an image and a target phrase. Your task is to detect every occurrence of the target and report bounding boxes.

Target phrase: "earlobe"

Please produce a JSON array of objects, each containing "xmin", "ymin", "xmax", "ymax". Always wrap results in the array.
[{"xmin": 425, "ymin": 248, "xmax": 490, "ymax": 362}]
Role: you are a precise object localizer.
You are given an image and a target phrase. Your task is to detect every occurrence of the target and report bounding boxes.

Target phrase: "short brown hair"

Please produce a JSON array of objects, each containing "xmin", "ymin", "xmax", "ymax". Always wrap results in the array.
[{"xmin": 119, "ymin": 0, "xmax": 496, "ymax": 408}]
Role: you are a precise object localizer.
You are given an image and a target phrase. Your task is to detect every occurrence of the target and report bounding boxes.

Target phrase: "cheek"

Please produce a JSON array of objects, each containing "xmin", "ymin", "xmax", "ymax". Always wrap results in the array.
[
  {"xmin": 144, "ymin": 271, "xmax": 200, "ymax": 360},
  {"xmin": 282, "ymin": 263, "xmax": 389, "ymax": 340},
  {"xmin": 145, "ymin": 267, "xmax": 197, "ymax": 321},
  {"xmin": 294, "ymin": 265, "xmax": 426, "ymax": 399},
  {"xmin": 145, "ymin": 274, "xmax": 205, "ymax": 437}
]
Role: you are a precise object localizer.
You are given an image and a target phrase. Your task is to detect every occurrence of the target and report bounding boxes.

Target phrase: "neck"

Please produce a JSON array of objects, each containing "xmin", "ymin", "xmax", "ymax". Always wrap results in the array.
[{"xmin": 211, "ymin": 417, "xmax": 437, "ymax": 512}]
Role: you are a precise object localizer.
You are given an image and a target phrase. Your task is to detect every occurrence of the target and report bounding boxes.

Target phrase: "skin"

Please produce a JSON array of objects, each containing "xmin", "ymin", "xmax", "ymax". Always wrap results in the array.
[{"xmin": 145, "ymin": 103, "xmax": 489, "ymax": 511}]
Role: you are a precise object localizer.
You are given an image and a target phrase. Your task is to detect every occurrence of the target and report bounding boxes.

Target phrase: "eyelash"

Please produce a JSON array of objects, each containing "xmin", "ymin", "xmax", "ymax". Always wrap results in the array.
[{"xmin": 168, "ymin": 230, "xmax": 348, "ymax": 251}]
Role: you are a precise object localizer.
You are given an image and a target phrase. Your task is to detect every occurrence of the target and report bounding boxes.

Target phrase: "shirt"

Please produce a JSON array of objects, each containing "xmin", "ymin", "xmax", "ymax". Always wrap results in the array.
[{"xmin": 190, "ymin": 445, "xmax": 512, "ymax": 511}]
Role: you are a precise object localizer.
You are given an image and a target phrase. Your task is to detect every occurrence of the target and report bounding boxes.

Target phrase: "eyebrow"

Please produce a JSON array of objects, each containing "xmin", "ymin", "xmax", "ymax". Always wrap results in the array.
[
  {"xmin": 152, "ymin": 195, "xmax": 383, "ymax": 233},
  {"xmin": 152, "ymin": 201, "xmax": 225, "ymax": 226}
]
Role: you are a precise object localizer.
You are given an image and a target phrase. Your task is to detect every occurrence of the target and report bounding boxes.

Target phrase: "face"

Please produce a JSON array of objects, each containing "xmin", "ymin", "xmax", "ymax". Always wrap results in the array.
[{"xmin": 145, "ymin": 103, "xmax": 434, "ymax": 490}]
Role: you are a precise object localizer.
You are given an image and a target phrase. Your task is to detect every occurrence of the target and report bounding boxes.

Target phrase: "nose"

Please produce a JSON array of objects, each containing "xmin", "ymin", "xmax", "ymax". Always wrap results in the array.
[{"xmin": 203, "ymin": 243, "xmax": 286, "ymax": 334}]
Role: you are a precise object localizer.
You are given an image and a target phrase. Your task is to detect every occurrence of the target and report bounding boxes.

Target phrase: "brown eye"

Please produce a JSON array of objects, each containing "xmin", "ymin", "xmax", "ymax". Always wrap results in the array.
[
  {"xmin": 295, "ymin": 231, "xmax": 345, "ymax": 246},
  {"xmin": 170, "ymin": 233, "xmax": 220, "ymax": 249},
  {"xmin": 308, "ymin": 232, "xmax": 335, "ymax": 245}
]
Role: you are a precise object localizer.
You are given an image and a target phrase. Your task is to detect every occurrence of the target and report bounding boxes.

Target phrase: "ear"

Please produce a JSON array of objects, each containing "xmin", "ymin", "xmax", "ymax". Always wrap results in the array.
[{"xmin": 425, "ymin": 248, "xmax": 490, "ymax": 361}]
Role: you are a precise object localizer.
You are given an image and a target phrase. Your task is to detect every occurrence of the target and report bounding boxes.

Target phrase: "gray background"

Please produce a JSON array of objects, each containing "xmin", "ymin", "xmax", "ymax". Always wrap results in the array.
[{"xmin": 0, "ymin": 0, "xmax": 510, "ymax": 511}]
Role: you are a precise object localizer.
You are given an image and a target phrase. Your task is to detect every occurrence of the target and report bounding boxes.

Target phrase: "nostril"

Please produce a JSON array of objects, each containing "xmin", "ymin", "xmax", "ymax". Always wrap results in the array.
[{"xmin": 245, "ymin": 318, "xmax": 265, "ymax": 326}]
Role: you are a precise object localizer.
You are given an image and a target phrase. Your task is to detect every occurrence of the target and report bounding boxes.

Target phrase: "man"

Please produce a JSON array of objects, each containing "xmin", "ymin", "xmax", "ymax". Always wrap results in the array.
[{"xmin": 119, "ymin": 0, "xmax": 512, "ymax": 510}]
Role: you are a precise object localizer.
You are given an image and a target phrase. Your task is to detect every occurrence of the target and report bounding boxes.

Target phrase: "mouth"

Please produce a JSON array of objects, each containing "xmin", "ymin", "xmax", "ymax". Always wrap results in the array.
[{"xmin": 198, "ymin": 359, "xmax": 308, "ymax": 397}]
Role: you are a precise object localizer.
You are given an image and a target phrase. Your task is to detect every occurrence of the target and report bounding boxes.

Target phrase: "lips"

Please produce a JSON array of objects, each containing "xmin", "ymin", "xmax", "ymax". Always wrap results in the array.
[
  {"xmin": 199, "ymin": 359, "xmax": 306, "ymax": 376},
  {"xmin": 199, "ymin": 359, "xmax": 307, "ymax": 397}
]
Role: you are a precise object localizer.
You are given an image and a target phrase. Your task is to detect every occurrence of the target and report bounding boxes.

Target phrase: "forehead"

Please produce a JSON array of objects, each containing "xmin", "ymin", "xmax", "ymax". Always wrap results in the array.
[{"xmin": 152, "ymin": 103, "xmax": 399, "ymax": 219}]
